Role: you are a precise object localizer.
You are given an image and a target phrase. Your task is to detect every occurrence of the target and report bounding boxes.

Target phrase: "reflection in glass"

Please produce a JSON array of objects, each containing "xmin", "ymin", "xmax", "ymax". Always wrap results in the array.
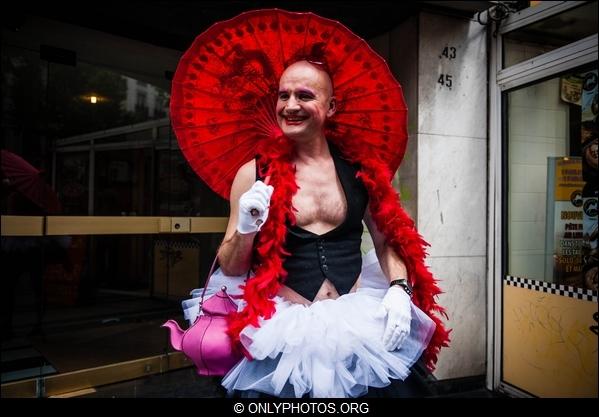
[
  {"xmin": 55, "ymin": 152, "xmax": 89, "ymax": 215},
  {"xmin": 0, "ymin": 232, "xmax": 228, "ymax": 381},
  {"xmin": 1, "ymin": 37, "xmax": 230, "ymax": 391},
  {"xmin": 1, "ymin": 44, "xmax": 190, "ymax": 385},
  {"xmin": 503, "ymin": 2, "xmax": 598, "ymax": 68},
  {"xmin": 507, "ymin": 65, "xmax": 598, "ymax": 292},
  {"xmin": 94, "ymin": 149, "xmax": 153, "ymax": 216},
  {"xmin": 45, "ymin": 63, "xmax": 169, "ymax": 138}
]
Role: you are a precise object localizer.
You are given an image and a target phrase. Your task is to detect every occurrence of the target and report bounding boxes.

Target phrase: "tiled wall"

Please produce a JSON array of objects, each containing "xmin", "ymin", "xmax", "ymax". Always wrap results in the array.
[{"xmin": 506, "ymin": 58, "xmax": 568, "ymax": 282}]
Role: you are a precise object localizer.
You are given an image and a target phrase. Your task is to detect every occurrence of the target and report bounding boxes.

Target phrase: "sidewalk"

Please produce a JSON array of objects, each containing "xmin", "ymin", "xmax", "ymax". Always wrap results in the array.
[{"xmin": 70, "ymin": 367, "xmax": 500, "ymax": 398}]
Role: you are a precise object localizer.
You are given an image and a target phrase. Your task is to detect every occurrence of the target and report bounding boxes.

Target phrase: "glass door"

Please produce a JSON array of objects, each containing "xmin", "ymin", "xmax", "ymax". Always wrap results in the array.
[
  {"xmin": 1, "ymin": 42, "xmax": 228, "ymax": 397},
  {"xmin": 489, "ymin": 1, "xmax": 598, "ymax": 398},
  {"xmin": 503, "ymin": 65, "xmax": 597, "ymax": 398}
]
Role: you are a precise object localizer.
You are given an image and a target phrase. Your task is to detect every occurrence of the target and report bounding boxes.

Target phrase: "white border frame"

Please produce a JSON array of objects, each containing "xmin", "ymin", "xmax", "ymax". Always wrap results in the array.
[{"xmin": 487, "ymin": 1, "xmax": 598, "ymax": 396}]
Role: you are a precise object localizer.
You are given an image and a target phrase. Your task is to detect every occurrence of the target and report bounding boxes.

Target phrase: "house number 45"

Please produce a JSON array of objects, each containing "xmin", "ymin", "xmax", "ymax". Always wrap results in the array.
[{"xmin": 437, "ymin": 74, "xmax": 453, "ymax": 89}]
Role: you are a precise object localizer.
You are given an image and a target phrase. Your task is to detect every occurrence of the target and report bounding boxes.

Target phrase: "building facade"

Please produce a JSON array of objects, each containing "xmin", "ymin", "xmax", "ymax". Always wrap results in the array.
[{"xmin": 1, "ymin": 1, "xmax": 597, "ymax": 398}]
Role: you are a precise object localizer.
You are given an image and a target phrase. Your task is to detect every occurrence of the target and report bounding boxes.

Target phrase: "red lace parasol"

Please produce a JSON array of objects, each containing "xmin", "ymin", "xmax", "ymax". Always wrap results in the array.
[
  {"xmin": 170, "ymin": 9, "xmax": 408, "ymax": 199},
  {"xmin": 1, "ymin": 150, "xmax": 62, "ymax": 214}
]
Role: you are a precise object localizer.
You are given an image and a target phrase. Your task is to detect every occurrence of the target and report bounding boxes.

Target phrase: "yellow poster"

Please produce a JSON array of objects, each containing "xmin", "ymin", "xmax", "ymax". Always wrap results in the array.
[
  {"xmin": 560, "ymin": 74, "xmax": 582, "ymax": 105},
  {"xmin": 548, "ymin": 158, "xmax": 585, "ymax": 287}
]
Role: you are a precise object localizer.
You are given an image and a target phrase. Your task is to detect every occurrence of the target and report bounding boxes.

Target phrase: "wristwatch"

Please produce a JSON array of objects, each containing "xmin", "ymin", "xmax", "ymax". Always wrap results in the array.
[{"xmin": 389, "ymin": 278, "xmax": 413, "ymax": 298}]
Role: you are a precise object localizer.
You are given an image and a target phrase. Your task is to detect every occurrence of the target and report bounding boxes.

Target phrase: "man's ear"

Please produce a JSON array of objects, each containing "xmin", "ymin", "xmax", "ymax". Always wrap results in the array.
[{"xmin": 327, "ymin": 97, "xmax": 337, "ymax": 118}]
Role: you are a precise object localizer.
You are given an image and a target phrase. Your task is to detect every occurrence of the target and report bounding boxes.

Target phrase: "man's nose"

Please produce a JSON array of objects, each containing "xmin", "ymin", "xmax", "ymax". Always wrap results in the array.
[{"xmin": 285, "ymin": 97, "xmax": 300, "ymax": 112}]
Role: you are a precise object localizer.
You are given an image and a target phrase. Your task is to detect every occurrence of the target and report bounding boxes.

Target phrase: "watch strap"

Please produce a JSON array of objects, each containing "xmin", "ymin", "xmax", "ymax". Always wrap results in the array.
[{"xmin": 389, "ymin": 278, "xmax": 413, "ymax": 297}]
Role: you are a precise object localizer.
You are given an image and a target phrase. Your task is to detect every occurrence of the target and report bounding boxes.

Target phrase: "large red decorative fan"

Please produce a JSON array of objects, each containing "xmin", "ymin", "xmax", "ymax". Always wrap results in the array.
[{"xmin": 170, "ymin": 9, "xmax": 407, "ymax": 199}]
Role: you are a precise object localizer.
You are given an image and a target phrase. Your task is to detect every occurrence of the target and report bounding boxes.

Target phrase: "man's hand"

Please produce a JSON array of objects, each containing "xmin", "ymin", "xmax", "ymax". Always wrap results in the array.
[
  {"xmin": 375, "ymin": 286, "xmax": 412, "ymax": 351},
  {"xmin": 237, "ymin": 180, "xmax": 274, "ymax": 234}
]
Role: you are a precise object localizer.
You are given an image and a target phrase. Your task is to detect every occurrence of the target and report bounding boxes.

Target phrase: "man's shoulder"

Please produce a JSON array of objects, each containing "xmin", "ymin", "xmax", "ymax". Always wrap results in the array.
[
  {"xmin": 235, "ymin": 159, "xmax": 257, "ymax": 181},
  {"xmin": 230, "ymin": 159, "xmax": 257, "ymax": 197}
]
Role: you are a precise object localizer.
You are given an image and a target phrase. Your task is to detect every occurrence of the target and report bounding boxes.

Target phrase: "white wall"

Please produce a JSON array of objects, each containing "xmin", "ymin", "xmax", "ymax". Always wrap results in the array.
[
  {"xmin": 369, "ymin": 11, "xmax": 489, "ymax": 380},
  {"xmin": 416, "ymin": 12, "xmax": 488, "ymax": 380}
]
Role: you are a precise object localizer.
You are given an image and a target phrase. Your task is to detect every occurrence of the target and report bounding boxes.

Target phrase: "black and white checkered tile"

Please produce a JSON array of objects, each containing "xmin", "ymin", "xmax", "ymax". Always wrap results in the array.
[{"xmin": 504, "ymin": 275, "xmax": 597, "ymax": 302}]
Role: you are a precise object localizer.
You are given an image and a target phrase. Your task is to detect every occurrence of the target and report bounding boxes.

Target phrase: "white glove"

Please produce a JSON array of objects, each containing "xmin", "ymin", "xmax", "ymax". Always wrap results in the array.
[
  {"xmin": 375, "ymin": 286, "xmax": 412, "ymax": 351},
  {"xmin": 237, "ymin": 180, "xmax": 274, "ymax": 234}
]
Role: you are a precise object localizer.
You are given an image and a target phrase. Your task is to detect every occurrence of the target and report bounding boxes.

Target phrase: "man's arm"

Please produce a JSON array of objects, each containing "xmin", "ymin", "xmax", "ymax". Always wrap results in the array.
[
  {"xmin": 364, "ymin": 204, "xmax": 408, "ymax": 283},
  {"xmin": 364, "ymin": 204, "xmax": 412, "ymax": 352},
  {"xmin": 217, "ymin": 160, "xmax": 258, "ymax": 276}
]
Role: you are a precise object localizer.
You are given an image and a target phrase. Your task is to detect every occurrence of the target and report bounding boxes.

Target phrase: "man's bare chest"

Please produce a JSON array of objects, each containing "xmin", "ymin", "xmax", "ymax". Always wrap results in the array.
[{"xmin": 292, "ymin": 164, "xmax": 347, "ymax": 228}]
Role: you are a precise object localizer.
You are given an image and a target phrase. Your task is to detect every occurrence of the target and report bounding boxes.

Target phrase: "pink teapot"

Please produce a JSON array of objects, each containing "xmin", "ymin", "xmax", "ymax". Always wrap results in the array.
[{"xmin": 162, "ymin": 285, "xmax": 242, "ymax": 376}]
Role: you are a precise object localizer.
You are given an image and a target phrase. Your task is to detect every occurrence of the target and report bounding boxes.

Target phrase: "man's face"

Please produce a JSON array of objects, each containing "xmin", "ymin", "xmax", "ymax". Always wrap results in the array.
[{"xmin": 276, "ymin": 61, "xmax": 335, "ymax": 141}]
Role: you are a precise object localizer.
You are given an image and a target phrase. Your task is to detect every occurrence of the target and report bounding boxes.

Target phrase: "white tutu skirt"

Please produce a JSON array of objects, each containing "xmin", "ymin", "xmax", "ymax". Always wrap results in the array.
[{"xmin": 182, "ymin": 250, "xmax": 436, "ymax": 398}]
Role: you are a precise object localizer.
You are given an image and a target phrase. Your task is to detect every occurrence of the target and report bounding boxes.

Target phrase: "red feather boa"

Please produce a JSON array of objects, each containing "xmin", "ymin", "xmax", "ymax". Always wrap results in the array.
[{"xmin": 227, "ymin": 134, "xmax": 450, "ymax": 371}]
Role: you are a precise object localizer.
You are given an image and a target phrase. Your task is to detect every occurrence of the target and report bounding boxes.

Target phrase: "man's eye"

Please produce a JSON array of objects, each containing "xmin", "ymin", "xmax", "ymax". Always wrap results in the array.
[
  {"xmin": 279, "ymin": 94, "xmax": 289, "ymax": 100},
  {"xmin": 299, "ymin": 94, "xmax": 314, "ymax": 100}
]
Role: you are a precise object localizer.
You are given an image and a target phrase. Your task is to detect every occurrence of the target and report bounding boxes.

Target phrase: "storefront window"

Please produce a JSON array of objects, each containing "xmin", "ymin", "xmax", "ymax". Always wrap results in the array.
[
  {"xmin": 1, "ymin": 41, "xmax": 228, "ymax": 389},
  {"xmin": 54, "ymin": 152, "xmax": 89, "ymax": 215},
  {"xmin": 506, "ymin": 64, "xmax": 598, "ymax": 291},
  {"xmin": 503, "ymin": 2, "xmax": 598, "ymax": 68}
]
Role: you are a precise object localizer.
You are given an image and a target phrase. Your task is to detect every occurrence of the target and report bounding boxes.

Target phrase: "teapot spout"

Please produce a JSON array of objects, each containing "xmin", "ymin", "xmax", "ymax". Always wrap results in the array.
[{"xmin": 162, "ymin": 320, "xmax": 185, "ymax": 351}]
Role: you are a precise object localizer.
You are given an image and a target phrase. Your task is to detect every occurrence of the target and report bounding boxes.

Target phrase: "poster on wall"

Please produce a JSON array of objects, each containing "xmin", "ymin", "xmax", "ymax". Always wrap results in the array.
[
  {"xmin": 580, "ymin": 70, "xmax": 597, "ymax": 124},
  {"xmin": 580, "ymin": 70, "xmax": 598, "ymax": 184},
  {"xmin": 582, "ymin": 184, "xmax": 598, "ymax": 291},
  {"xmin": 545, "ymin": 157, "xmax": 585, "ymax": 287},
  {"xmin": 580, "ymin": 69, "xmax": 598, "ymax": 291},
  {"xmin": 560, "ymin": 74, "xmax": 583, "ymax": 105}
]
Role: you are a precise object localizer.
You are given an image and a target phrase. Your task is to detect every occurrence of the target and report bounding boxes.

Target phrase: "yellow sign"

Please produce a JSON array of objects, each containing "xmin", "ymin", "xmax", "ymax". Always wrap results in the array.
[{"xmin": 554, "ymin": 158, "xmax": 583, "ymax": 201}]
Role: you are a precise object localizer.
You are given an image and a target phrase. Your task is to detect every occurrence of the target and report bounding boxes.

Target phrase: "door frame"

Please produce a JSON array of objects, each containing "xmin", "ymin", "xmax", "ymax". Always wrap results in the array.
[{"xmin": 487, "ymin": 1, "xmax": 598, "ymax": 395}]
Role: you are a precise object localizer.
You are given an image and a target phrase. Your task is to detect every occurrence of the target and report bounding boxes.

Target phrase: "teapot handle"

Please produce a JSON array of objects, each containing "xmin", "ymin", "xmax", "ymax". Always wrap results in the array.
[
  {"xmin": 199, "ymin": 255, "xmax": 251, "ymax": 307},
  {"xmin": 199, "ymin": 256, "xmax": 220, "ymax": 306}
]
